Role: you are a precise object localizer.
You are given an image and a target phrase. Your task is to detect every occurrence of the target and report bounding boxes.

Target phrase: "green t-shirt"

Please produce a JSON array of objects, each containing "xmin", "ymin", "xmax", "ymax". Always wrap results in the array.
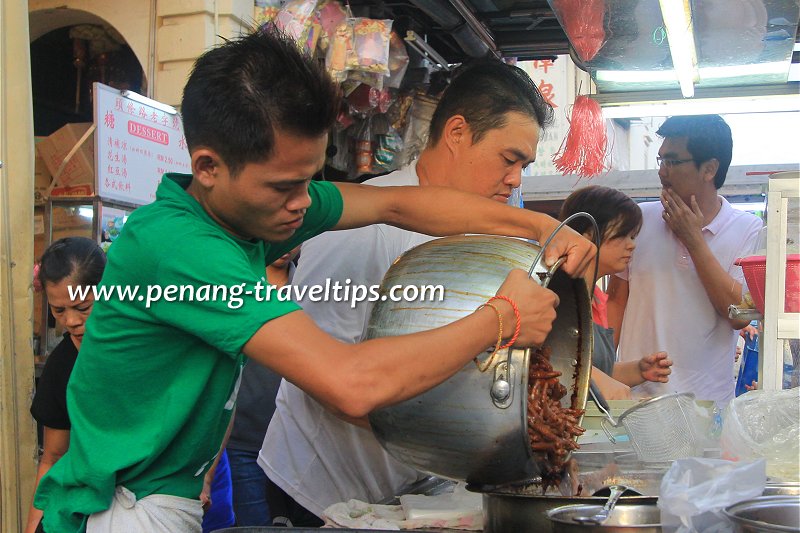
[{"xmin": 35, "ymin": 173, "xmax": 343, "ymax": 533}]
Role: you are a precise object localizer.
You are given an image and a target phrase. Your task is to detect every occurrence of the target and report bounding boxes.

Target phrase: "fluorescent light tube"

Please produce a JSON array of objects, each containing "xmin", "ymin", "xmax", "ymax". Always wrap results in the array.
[
  {"xmin": 601, "ymin": 94, "xmax": 800, "ymax": 118},
  {"xmin": 659, "ymin": 0, "xmax": 698, "ymax": 97}
]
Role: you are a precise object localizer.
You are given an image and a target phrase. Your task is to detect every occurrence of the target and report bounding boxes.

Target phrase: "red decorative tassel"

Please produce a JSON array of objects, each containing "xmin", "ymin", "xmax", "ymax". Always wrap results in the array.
[
  {"xmin": 551, "ymin": 0, "xmax": 606, "ymax": 63},
  {"xmin": 552, "ymin": 95, "xmax": 608, "ymax": 179}
]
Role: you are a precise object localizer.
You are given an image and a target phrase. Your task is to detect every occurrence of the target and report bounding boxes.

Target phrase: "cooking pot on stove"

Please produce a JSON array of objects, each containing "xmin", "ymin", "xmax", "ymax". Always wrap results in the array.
[
  {"xmin": 480, "ymin": 485, "xmax": 658, "ymax": 533},
  {"xmin": 366, "ymin": 235, "xmax": 592, "ymax": 486}
]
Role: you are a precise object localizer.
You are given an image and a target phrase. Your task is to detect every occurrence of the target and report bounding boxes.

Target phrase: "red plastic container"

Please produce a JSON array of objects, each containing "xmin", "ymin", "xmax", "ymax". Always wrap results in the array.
[{"xmin": 735, "ymin": 254, "xmax": 800, "ymax": 313}]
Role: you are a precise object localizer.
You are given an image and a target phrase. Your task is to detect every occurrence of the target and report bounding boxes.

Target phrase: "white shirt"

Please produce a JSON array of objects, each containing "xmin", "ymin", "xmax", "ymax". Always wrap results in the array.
[
  {"xmin": 258, "ymin": 163, "xmax": 431, "ymax": 518},
  {"xmin": 616, "ymin": 197, "xmax": 762, "ymax": 404}
]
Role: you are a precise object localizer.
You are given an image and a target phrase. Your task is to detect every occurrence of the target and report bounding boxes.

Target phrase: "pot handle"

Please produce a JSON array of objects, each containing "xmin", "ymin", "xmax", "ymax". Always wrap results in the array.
[{"xmin": 527, "ymin": 212, "xmax": 601, "ymax": 285}]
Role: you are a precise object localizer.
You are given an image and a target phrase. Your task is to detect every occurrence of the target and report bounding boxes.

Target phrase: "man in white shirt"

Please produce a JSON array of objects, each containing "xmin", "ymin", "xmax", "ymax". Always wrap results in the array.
[
  {"xmin": 608, "ymin": 114, "xmax": 762, "ymax": 405},
  {"xmin": 258, "ymin": 60, "xmax": 555, "ymax": 524}
]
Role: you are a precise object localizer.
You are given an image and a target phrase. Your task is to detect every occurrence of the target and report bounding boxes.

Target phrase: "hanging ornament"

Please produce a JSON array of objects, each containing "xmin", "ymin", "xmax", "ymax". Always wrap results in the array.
[
  {"xmin": 552, "ymin": 95, "xmax": 608, "ymax": 179},
  {"xmin": 72, "ymin": 38, "xmax": 87, "ymax": 113},
  {"xmin": 550, "ymin": 0, "xmax": 606, "ymax": 63}
]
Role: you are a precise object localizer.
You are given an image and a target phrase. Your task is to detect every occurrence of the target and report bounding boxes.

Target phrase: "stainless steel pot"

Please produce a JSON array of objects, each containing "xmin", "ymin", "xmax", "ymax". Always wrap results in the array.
[
  {"xmin": 480, "ymin": 486, "xmax": 658, "ymax": 533},
  {"xmin": 763, "ymin": 482, "xmax": 800, "ymax": 497},
  {"xmin": 723, "ymin": 495, "xmax": 800, "ymax": 533},
  {"xmin": 547, "ymin": 504, "xmax": 662, "ymax": 533},
  {"xmin": 366, "ymin": 235, "xmax": 592, "ymax": 486}
]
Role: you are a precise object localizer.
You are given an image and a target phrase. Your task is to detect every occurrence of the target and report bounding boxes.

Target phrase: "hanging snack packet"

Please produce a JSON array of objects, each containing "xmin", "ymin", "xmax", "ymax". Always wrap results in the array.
[
  {"xmin": 327, "ymin": 18, "xmax": 358, "ymax": 83},
  {"xmin": 274, "ymin": 0, "xmax": 320, "ymax": 53},
  {"xmin": 254, "ymin": 1, "xmax": 282, "ymax": 27},
  {"xmin": 352, "ymin": 18, "xmax": 393, "ymax": 77},
  {"xmin": 316, "ymin": 0, "xmax": 348, "ymax": 54}
]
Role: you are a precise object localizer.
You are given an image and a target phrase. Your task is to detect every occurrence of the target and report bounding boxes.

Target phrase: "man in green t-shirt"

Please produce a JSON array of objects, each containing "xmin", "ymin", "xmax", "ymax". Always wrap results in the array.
[{"xmin": 34, "ymin": 29, "xmax": 595, "ymax": 533}]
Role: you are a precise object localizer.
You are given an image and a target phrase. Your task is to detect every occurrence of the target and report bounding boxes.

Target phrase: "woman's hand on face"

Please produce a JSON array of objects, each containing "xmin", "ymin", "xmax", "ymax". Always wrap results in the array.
[{"xmin": 639, "ymin": 351, "xmax": 672, "ymax": 383}]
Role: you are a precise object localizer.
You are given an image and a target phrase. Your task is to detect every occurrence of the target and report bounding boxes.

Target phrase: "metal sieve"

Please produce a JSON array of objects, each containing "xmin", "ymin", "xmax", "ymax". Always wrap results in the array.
[{"xmin": 597, "ymin": 392, "xmax": 702, "ymax": 463}]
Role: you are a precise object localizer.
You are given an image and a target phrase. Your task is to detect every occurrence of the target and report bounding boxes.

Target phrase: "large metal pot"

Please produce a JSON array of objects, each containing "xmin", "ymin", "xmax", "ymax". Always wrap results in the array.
[
  {"xmin": 481, "ymin": 487, "xmax": 658, "ymax": 533},
  {"xmin": 547, "ymin": 504, "xmax": 662, "ymax": 533},
  {"xmin": 366, "ymin": 235, "xmax": 592, "ymax": 486},
  {"xmin": 723, "ymin": 495, "xmax": 800, "ymax": 533},
  {"xmin": 763, "ymin": 482, "xmax": 800, "ymax": 497}
]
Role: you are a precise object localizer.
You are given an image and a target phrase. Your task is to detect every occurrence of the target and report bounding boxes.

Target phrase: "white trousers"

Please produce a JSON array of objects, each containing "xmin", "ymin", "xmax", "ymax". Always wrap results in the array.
[{"xmin": 86, "ymin": 486, "xmax": 203, "ymax": 533}]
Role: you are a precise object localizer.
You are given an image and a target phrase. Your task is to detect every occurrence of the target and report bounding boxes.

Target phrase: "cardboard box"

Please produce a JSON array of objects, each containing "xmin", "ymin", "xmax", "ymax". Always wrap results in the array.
[
  {"xmin": 33, "ymin": 137, "xmax": 52, "ymax": 205},
  {"xmin": 36, "ymin": 123, "xmax": 95, "ymax": 197}
]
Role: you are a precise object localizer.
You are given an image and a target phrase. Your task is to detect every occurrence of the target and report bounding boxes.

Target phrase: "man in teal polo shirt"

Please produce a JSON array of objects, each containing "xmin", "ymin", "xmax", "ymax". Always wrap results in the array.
[{"xmin": 33, "ymin": 29, "xmax": 595, "ymax": 533}]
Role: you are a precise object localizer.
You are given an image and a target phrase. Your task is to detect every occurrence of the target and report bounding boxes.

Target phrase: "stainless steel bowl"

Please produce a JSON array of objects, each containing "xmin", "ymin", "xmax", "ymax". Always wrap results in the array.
[
  {"xmin": 547, "ymin": 504, "xmax": 662, "ymax": 533},
  {"xmin": 366, "ymin": 235, "xmax": 592, "ymax": 486},
  {"xmin": 481, "ymin": 488, "xmax": 658, "ymax": 533},
  {"xmin": 723, "ymin": 495, "xmax": 800, "ymax": 533}
]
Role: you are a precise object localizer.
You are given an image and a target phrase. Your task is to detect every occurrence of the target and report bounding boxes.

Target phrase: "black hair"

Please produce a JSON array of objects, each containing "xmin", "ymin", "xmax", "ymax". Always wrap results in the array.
[
  {"xmin": 656, "ymin": 114, "xmax": 733, "ymax": 189},
  {"xmin": 559, "ymin": 185, "xmax": 642, "ymax": 242},
  {"xmin": 180, "ymin": 28, "xmax": 341, "ymax": 177},
  {"xmin": 427, "ymin": 59, "xmax": 555, "ymax": 146},
  {"xmin": 38, "ymin": 237, "xmax": 106, "ymax": 289}
]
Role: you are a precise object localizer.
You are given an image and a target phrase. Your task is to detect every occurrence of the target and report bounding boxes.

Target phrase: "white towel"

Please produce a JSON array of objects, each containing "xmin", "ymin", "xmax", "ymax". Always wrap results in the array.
[{"xmin": 87, "ymin": 486, "xmax": 203, "ymax": 533}]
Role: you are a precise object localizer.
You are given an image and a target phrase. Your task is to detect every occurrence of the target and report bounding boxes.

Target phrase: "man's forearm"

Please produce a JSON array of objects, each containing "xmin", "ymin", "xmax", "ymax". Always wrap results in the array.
[
  {"xmin": 335, "ymin": 183, "xmax": 553, "ymax": 241},
  {"xmin": 687, "ymin": 240, "xmax": 748, "ymax": 328}
]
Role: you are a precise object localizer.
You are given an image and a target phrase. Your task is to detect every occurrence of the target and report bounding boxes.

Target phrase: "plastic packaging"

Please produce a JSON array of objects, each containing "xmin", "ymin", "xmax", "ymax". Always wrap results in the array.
[
  {"xmin": 735, "ymin": 334, "xmax": 759, "ymax": 397},
  {"xmin": 385, "ymin": 31, "xmax": 410, "ymax": 89},
  {"xmin": 352, "ymin": 18, "xmax": 393, "ymax": 77},
  {"xmin": 399, "ymin": 483, "xmax": 482, "ymax": 521},
  {"xmin": 658, "ymin": 457, "xmax": 767, "ymax": 533},
  {"xmin": 326, "ymin": 18, "xmax": 357, "ymax": 82},
  {"xmin": 720, "ymin": 388, "xmax": 800, "ymax": 481},
  {"xmin": 326, "ymin": 17, "xmax": 393, "ymax": 83},
  {"xmin": 374, "ymin": 129, "xmax": 404, "ymax": 173},
  {"xmin": 316, "ymin": 0, "xmax": 347, "ymax": 54},
  {"xmin": 273, "ymin": 0, "xmax": 321, "ymax": 54}
]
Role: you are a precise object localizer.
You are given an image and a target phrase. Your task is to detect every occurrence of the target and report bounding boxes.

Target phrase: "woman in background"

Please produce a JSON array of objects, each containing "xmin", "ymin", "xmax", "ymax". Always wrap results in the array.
[
  {"xmin": 559, "ymin": 186, "xmax": 673, "ymax": 398},
  {"xmin": 26, "ymin": 237, "xmax": 106, "ymax": 533}
]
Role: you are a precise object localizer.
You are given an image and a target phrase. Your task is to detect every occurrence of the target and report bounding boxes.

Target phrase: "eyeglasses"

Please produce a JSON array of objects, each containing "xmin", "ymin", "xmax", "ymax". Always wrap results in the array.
[{"xmin": 656, "ymin": 156, "xmax": 696, "ymax": 168}]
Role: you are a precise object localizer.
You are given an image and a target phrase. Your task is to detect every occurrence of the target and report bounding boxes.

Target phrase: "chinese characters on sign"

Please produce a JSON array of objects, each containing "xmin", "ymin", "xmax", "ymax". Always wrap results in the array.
[
  {"xmin": 520, "ymin": 57, "xmax": 570, "ymax": 177},
  {"xmin": 94, "ymin": 83, "xmax": 191, "ymax": 205}
]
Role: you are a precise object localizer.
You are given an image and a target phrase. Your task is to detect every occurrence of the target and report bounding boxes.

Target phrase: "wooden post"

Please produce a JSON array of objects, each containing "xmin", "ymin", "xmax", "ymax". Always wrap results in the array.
[{"xmin": 0, "ymin": 0, "xmax": 38, "ymax": 530}]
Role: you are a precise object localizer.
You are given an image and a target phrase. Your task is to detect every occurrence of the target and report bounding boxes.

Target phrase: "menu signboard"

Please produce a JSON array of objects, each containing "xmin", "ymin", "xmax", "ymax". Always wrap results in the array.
[
  {"xmin": 519, "ymin": 58, "xmax": 570, "ymax": 177},
  {"xmin": 93, "ymin": 83, "xmax": 191, "ymax": 205}
]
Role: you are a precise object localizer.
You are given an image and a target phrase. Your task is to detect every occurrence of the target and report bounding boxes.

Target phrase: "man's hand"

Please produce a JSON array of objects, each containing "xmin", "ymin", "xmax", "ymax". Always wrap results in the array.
[
  {"xmin": 535, "ymin": 217, "xmax": 597, "ymax": 278},
  {"xmin": 638, "ymin": 352, "xmax": 672, "ymax": 383},
  {"xmin": 199, "ymin": 478, "xmax": 212, "ymax": 514},
  {"xmin": 661, "ymin": 189, "xmax": 704, "ymax": 249},
  {"xmin": 494, "ymin": 269, "xmax": 559, "ymax": 347},
  {"xmin": 740, "ymin": 324, "xmax": 759, "ymax": 340}
]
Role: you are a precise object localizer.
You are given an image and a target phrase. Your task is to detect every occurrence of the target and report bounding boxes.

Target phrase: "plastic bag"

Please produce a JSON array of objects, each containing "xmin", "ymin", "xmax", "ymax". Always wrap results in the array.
[
  {"xmin": 273, "ymin": 0, "xmax": 320, "ymax": 54},
  {"xmin": 316, "ymin": 0, "xmax": 347, "ymax": 54},
  {"xmin": 385, "ymin": 31, "xmax": 410, "ymax": 89},
  {"xmin": 734, "ymin": 334, "xmax": 759, "ymax": 397},
  {"xmin": 720, "ymin": 388, "xmax": 800, "ymax": 481},
  {"xmin": 352, "ymin": 18, "xmax": 393, "ymax": 77},
  {"xmin": 658, "ymin": 457, "xmax": 766, "ymax": 533},
  {"xmin": 399, "ymin": 482, "xmax": 481, "ymax": 522},
  {"xmin": 326, "ymin": 18, "xmax": 357, "ymax": 82}
]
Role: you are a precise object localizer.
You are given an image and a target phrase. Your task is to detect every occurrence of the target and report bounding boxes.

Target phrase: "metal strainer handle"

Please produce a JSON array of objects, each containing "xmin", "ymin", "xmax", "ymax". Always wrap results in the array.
[{"xmin": 589, "ymin": 383, "xmax": 619, "ymax": 444}]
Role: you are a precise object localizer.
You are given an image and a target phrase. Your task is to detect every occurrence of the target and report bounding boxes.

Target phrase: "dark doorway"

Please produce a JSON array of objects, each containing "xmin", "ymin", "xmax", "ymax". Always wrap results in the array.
[{"xmin": 31, "ymin": 25, "xmax": 145, "ymax": 136}]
